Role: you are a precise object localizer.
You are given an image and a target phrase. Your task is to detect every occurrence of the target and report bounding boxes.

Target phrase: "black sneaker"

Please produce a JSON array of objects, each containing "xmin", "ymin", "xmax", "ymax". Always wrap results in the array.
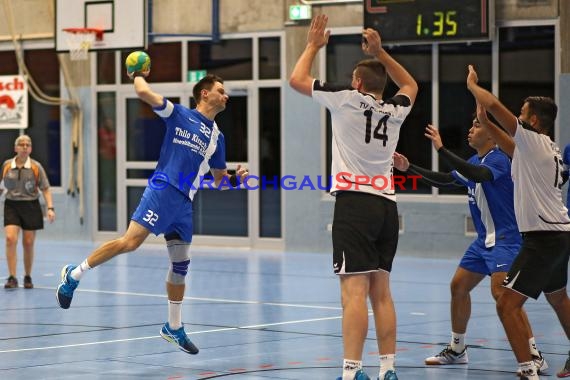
[
  {"xmin": 23, "ymin": 275, "xmax": 33, "ymax": 289},
  {"xmin": 4, "ymin": 275, "xmax": 18, "ymax": 289}
]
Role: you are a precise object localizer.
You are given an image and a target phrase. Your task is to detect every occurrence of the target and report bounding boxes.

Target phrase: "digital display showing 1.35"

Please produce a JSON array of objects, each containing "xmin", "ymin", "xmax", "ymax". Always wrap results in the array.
[{"xmin": 364, "ymin": 0, "xmax": 492, "ymax": 44}]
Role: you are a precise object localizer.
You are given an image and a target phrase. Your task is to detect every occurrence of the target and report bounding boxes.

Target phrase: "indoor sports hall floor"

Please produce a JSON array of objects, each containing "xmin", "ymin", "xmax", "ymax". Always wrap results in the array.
[{"xmin": 1, "ymin": 240, "xmax": 568, "ymax": 379}]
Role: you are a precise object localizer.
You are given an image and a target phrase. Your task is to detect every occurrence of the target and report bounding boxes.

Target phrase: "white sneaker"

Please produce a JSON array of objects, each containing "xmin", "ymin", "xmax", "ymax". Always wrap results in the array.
[
  {"xmin": 425, "ymin": 345, "xmax": 468, "ymax": 365},
  {"xmin": 516, "ymin": 352, "xmax": 548, "ymax": 377}
]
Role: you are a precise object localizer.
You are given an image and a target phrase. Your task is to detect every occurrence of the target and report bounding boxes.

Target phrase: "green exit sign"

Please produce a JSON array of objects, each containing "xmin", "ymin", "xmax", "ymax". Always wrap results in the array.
[
  {"xmin": 289, "ymin": 5, "xmax": 311, "ymax": 20},
  {"xmin": 188, "ymin": 70, "xmax": 207, "ymax": 82}
]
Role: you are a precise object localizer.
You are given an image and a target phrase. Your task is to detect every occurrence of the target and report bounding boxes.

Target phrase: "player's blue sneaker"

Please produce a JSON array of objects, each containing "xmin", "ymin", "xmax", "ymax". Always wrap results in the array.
[
  {"xmin": 56, "ymin": 265, "xmax": 79, "ymax": 309},
  {"xmin": 336, "ymin": 369, "xmax": 370, "ymax": 380},
  {"xmin": 160, "ymin": 322, "xmax": 199, "ymax": 354},
  {"xmin": 380, "ymin": 370, "xmax": 398, "ymax": 380}
]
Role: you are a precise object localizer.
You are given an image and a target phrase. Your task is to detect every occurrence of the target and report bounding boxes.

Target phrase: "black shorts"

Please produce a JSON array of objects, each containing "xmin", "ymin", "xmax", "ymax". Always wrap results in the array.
[
  {"xmin": 332, "ymin": 191, "xmax": 398, "ymax": 274},
  {"xmin": 503, "ymin": 231, "xmax": 570, "ymax": 299},
  {"xmin": 4, "ymin": 199, "xmax": 44, "ymax": 230}
]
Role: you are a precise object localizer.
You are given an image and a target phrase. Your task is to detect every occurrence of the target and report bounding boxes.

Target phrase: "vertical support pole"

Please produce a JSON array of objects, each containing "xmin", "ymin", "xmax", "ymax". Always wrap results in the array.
[{"xmin": 212, "ymin": 0, "xmax": 220, "ymax": 42}]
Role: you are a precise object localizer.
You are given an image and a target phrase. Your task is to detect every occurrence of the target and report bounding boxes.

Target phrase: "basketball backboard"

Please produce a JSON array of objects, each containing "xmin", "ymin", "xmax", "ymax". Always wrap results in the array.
[{"xmin": 55, "ymin": 0, "xmax": 146, "ymax": 52}]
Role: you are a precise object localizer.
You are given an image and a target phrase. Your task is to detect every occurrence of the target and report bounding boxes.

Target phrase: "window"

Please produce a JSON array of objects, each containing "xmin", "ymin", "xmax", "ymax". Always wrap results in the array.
[
  {"xmin": 24, "ymin": 49, "xmax": 61, "ymax": 186},
  {"xmin": 97, "ymin": 92, "xmax": 117, "ymax": 230},
  {"xmin": 97, "ymin": 50, "xmax": 116, "ymax": 84},
  {"xmin": 259, "ymin": 37, "xmax": 280, "ymax": 79},
  {"xmin": 214, "ymin": 95, "xmax": 248, "ymax": 162},
  {"xmin": 259, "ymin": 88, "xmax": 281, "ymax": 237},
  {"xmin": 389, "ymin": 45, "xmax": 432, "ymax": 194},
  {"xmin": 438, "ymin": 42, "xmax": 491, "ymax": 194},
  {"xmin": 188, "ymin": 39, "xmax": 253, "ymax": 80},
  {"xmin": 499, "ymin": 26, "xmax": 554, "ymax": 139}
]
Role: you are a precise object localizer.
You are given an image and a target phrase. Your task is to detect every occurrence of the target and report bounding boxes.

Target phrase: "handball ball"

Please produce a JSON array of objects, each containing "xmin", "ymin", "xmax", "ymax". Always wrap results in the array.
[{"xmin": 125, "ymin": 51, "xmax": 151, "ymax": 74}]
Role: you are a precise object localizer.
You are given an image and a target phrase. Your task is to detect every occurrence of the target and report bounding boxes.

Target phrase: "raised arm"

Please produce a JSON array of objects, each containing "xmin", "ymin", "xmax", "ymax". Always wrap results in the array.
[
  {"xmin": 424, "ymin": 124, "xmax": 493, "ymax": 182},
  {"xmin": 289, "ymin": 14, "xmax": 330, "ymax": 97},
  {"xmin": 476, "ymin": 102, "xmax": 515, "ymax": 157},
  {"xmin": 393, "ymin": 152, "xmax": 462, "ymax": 189},
  {"xmin": 132, "ymin": 76, "xmax": 164, "ymax": 108},
  {"xmin": 467, "ymin": 65, "xmax": 518, "ymax": 136},
  {"xmin": 362, "ymin": 28, "xmax": 417, "ymax": 104}
]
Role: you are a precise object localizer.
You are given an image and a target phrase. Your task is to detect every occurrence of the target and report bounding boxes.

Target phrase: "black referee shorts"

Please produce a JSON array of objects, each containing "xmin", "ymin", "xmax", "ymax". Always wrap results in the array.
[
  {"xmin": 503, "ymin": 231, "xmax": 570, "ymax": 299},
  {"xmin": 4, "ymin": 199, "xmax": 44, "ymax": 230},
  {"xmin": 332, "ymin": 191, "xmax": 399, "ymax": 274}
]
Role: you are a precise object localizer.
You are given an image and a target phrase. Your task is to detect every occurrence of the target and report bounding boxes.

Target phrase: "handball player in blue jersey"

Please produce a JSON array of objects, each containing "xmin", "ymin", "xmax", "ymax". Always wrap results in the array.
[
  {"xmin": 394, "ymin": 115, "xmax": 546, "ymax": 375},
  {"xmin": 56, "ymin": 62, "xmax": 248, "ymax": 355}
]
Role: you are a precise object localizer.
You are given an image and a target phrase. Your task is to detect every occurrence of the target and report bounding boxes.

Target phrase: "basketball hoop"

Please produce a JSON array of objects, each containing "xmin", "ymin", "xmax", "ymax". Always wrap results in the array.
[{"xmin": 62, "ymin": 28, "xmax": 104, "ymax": 60}]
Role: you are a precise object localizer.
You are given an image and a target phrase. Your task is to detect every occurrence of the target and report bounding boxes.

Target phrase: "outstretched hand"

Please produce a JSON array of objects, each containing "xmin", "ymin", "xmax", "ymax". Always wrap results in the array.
[
  {"xmin": 393, "ymin": 152, "xmax": 410, "ymax": 172},
  {"xmin": 476, "ymin": 102, "xmax": 490, "ymax": 125},
  {"xmin": 236, "ymin": 164, "xmax": 249, "ymax": 185},
  {"xmin": 307, "ymin": 14, "xmax": 330, "ymax": 49},
  {"xmin": 467, "ymin": 65, "xmax": 478, "ymax": 90},
  {"xmin": 425, "ymin": 124, "xmax": 443, "ymax": 150},
  {"xmin": 362, "ymin": 28, "xmax": 382, "ymax": 56}
]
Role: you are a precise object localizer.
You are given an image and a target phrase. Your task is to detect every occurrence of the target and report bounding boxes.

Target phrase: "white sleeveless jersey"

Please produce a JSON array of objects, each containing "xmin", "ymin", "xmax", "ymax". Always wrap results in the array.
[
  {"xmin": 512, "ymin": 120, "xmax": 570, "ymax": 231},
  {"xmin": 312, "ymin": 80, "xmax": 413, "ymax": 201}
]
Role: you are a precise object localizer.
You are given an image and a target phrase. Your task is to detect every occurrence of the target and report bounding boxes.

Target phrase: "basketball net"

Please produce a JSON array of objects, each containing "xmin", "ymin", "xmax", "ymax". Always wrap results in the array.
[{"xmin": 62, "ymin": 28, "xmax": 103, "ymax": 61}]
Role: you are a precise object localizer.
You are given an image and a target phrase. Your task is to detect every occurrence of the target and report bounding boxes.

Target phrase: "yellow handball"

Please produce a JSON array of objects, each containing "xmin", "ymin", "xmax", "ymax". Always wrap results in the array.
[{"xmin": 125, "ymin": 51, "xmax": 151, "ymax": 74}]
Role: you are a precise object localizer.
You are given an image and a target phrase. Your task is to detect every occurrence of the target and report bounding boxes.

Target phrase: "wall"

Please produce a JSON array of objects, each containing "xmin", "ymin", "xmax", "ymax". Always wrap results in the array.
[
  {"xmin": 152, "ymin": 0, "xmax": 286, "ymax": 34},
  {"xmin": 0, "ymin": 0, "xmax": 566, "ymax": 257},
  {"xmin": 281, "ymin": 0, "xmax": 564, "ymax": 256}
]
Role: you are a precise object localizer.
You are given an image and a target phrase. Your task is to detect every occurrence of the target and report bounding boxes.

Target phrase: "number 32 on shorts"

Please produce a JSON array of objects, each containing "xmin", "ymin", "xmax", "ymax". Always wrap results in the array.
[{"xmin": 143, "ymin": 209, "xmax": 159, "ymax": 226}]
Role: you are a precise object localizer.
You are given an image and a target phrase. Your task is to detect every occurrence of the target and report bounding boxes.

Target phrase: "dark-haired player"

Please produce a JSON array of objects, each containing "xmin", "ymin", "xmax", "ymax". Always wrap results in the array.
[{"xmin": 290, "ymin": 14, "xmax": 418, "ymax": 380}]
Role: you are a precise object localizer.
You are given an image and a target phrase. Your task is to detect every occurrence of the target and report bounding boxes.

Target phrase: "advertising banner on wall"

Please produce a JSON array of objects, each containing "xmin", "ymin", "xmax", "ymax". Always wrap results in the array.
[{"xmin": 0, "ymin": 75, "xmax": 28, "ymax": 129}]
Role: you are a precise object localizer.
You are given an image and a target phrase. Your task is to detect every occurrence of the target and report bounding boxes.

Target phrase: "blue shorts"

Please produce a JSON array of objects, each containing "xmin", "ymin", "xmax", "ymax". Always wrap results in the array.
[
  {"xmin": 459, "ymin": 239, "xmax": 520, "ymax": 276},
  {"xmin": 131, "ymin": 184, "xmax": 194, "ymax": 242}
]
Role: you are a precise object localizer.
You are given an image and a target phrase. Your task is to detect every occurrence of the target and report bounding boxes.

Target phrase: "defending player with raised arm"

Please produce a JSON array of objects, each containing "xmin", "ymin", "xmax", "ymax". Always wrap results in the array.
[
  {"xmin": 56, "ymin": 61, "xmax": 249, "ymax": 356},
  {"xmin": 394, "ymin": 120, "xmax": 547, "ymax": 376},
  {"xmin": 290, "ymin": 14, "xmax": 418, "ymax": 380},
  {"xmin": 467, "ymin": 65, "xmax": 570, "ymax": 379},
  {"xmin": 290, "ymin": 16, "xmax": 417, "ymax": 103}
]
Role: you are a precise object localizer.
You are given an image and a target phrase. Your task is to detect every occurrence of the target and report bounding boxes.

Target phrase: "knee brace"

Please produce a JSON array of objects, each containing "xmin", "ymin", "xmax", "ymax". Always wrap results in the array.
[{"xmin": 166, "ymin": 239, "xmax": 191, "ymax": 285}]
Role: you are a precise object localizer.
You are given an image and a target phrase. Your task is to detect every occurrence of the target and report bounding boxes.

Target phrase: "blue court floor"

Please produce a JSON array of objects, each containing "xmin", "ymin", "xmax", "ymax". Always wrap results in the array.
[{"xmin": 1, "ymin": 240, "xmax": 568, "ymax": 379}]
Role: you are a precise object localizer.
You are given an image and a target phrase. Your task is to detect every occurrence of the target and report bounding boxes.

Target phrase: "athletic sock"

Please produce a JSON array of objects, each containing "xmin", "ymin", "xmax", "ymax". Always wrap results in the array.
[
  {"xmin": 451, "ymin": 332, "xmax": 466, "ymax": 352},
  {"xmin": 168, "ymin": 300, "xmax": 183, "ymax": 330},
  {"xmin": 342, "ymin": 359, "xmax": 361, "ymax": 380},
  {"xmin": 529, "ymin": 337, "xmax": 540, "ymax": 357},
  {"xmin": 70, "ymin": 259, "xmax": 91, "ymax": 280},
  {"xmin": 379, "ymin": 354, "xmax": 395, "ymax": 378}
]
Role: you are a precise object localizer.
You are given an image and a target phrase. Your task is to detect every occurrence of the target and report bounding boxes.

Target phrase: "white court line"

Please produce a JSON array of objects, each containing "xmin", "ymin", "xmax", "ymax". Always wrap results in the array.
[
  {"xmin": 0, "ymin": 315, "xmax": 345, "ymax": 354},
  {"xmin": 35, "ymin": 286, "xmax": 342, "ymax": 311}
]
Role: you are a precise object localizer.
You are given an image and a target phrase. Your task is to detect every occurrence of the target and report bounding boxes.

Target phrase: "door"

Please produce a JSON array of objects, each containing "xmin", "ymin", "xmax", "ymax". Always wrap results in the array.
[{"xmin": 114, "ymin": 86, "xmax": 263, "ymax": 247}]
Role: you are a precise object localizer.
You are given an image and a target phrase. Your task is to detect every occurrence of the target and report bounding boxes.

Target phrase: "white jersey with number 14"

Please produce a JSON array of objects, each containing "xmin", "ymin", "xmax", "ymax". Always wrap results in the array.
[{"xmin": 312, "ymin": 79, "xmax": 413, "ymax": 201}]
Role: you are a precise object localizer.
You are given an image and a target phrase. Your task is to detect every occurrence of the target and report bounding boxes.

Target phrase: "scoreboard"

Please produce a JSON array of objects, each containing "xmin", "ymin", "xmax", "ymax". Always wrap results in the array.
[{"xmin": 364, "ymin": 0, "xmax": 493, "ymax": 44}]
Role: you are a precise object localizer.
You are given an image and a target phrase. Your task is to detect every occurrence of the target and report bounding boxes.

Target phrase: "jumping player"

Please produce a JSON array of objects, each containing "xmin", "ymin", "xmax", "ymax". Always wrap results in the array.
[{"xmin": 56, "ymin": 64, "xmax": 248, "ymax": 355}]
